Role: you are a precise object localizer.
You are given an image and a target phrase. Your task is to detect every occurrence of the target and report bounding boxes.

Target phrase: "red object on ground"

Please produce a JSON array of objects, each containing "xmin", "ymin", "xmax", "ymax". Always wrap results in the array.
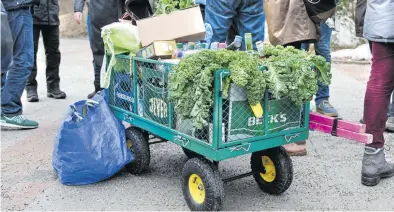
[
  {"xmin": 310, "ymin": 112, "xmax": 366, "ymax": 133},
  {"xmin": 309, "ymin": 121, "xmax": 373, "ymax": 144},
  {"xmin": 309, "ymin": 112, "xmax": 372, "ymax": 144}
]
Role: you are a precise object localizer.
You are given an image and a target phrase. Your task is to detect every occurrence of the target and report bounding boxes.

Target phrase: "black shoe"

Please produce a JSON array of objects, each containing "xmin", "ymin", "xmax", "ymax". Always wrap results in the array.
[
  {"xmin": 360, "ymin": 118, "xmax": 364, "ymax": 124},
  {"xmin": 87, "ymin": 87, "xmax": 103, "ymax": 99},
  {"xmin": 361, "ymin": 147, "xmax": 394, "ymax": 186},
  {"xmin": 47, "ymin": 86, "xmax": 66, "ymax": 99},
  {"xmin": 26, "ymin": 88, "xmax": 39, "ymax": 102}
]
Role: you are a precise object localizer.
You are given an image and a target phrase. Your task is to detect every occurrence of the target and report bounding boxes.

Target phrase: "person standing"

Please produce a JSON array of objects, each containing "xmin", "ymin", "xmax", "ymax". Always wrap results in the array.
[
  {"xmin": 87, "ymin": 0, "xmax": 128, "ymax": 99},
  {"xmin": 1, "ymin": 0, "xmax": 39, "ymax": 129},
  {"xmin": 87, "ymin": 0, "xmax": 152, "ymax": 99},
  {"xmin": 302, "ymin": 19, "xmax": 339, "ymax": 117},
  {"xmin": 74, "ymin": 0, "xmax": 94, "ymax": 81},
  {"xmin": 74, "ymin": 0, "xmax": 93, "ymax": 49},
  {"xmin": 205, "ymin": 0, "xmax": 265, "ymax": 49},
  {"xmin": 74, "ymin": 0, "xmax": 91, "ymax": 43},
  {"xmin": 26, "ymin": 0, "xmax": 66, "ymax": 102},
  {"xmin": 264, "ymin": 0, "xmax": 318, "ymax": 156},
  {"xmin": 355, "ymin": 0, "xmax": 394, "ymax": 132},
  {"xmin": 361, "ymin": 0, "xmax": 394, "ymax": 186}
]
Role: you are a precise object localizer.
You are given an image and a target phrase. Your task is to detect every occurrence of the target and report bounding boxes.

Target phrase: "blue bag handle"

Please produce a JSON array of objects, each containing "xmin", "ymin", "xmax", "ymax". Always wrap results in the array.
[{"xmin": 70, "ymin": 100, "xmax": 100, "ymax": 122}]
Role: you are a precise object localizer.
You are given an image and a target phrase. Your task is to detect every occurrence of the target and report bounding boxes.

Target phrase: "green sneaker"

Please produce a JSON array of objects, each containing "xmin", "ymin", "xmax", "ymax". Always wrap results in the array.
[{"xmin": 0, "ymin": 115, "xmax": 38, "ymax": 129}]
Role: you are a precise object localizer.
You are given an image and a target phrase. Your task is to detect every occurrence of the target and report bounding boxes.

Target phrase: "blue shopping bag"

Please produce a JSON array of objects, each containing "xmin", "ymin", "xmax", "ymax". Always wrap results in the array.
[{"xmin": 52, "ymin": 90, "xmax": 133, "ymax": 185}]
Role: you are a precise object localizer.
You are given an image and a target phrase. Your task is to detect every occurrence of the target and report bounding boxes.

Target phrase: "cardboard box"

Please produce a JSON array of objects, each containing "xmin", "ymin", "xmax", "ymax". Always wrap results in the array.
[
  {"xmin": 137, "ymin": 40, "xmax": 176, "ymax": 59},
  {"xmin": 137, "ymin": 6, "xmax": 206, "ymax": 47}
]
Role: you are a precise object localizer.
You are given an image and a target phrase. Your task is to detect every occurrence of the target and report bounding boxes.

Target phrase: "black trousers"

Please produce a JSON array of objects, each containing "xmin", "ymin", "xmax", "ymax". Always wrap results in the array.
[
  {"xmin": 90, "ymin": 1, "xmax": 151, "ymax": 88},
  {"xmin": 26, "ymin": 25, "xmax": 61, "ymax": 90}
]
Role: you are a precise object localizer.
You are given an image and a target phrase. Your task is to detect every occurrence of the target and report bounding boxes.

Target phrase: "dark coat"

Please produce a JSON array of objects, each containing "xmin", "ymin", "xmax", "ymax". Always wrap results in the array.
[
  {"xmin": 2, "ymin": 0, "xmax": 39, "ymax": 11},
  {"xmin": 88, "ymin": 0, "xmax": 152, "ymax": 87},
  {"xmin": 73, "ymin": 0, "xmax": 87, "ymax": 13},
  {"xmin": 32, "ymin": 0, "xmax": 60, "ymax": 25}
]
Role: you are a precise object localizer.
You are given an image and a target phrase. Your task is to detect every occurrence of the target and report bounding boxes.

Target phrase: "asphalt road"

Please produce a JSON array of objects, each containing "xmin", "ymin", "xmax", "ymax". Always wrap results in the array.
[{"xmin": 1, "ymin": 39, "xmax": 393, "ymax": 211}]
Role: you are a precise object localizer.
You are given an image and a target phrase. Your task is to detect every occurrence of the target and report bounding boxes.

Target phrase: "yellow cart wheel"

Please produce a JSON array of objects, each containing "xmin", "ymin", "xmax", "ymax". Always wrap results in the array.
[
  {"xmin": 182, "ymin": 158, "xmax": 224, "ymax": 211},
  {"xmin": 251, "ymin": 146, "xmax": 293, "ymax": 195}
]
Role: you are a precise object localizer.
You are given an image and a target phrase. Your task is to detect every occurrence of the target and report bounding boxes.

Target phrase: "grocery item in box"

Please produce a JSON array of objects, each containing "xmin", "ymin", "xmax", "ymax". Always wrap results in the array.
[{"xmin": 137, "ymin": 40, "xmax": 176, "ymax": 59}]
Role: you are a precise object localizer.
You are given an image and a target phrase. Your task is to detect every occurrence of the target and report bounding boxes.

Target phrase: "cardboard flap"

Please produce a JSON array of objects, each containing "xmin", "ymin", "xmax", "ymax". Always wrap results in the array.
[{"xmin": 137, "ymin": 6, "xmax": 206, "ymax": 46}]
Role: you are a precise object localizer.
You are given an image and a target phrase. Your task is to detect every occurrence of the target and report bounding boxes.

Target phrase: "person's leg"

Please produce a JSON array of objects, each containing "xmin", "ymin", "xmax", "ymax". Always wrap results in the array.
[
  {"xmin": 360, "ymin": 39, "xmax": 374, "ymax": 124},
  {"xmin": 87, "ymin": 14, "xmax": 92, "ymax": 46},
  {"xmin": 1, "ymin": 8, "xmax": 38, "ymax": 129},
  {"xmin": 362, "ymin": 42, "xmax": 394, "ymax": 186},
  {"xmin": 278, "ymin": 41, "xmax": 308, "ymax": 155},
  {"xmin": 301, "ymin": 43, "xmax": 310, "ymax": 51},
  {"xmin": 226, "ymin": 22, "xmax": 238, "ymax": 44},
  {"xmin": 88, "ymin": 15, "xmax": 106, "ymax": 98},
  {"xmin": 25, "ymin": 24, "xmax": 41, "ymax": 102},
  {"xmin": 1, "ymin": 6, "xmax": 13, "ymax": 84},
  {"xmin": 314, "ymin": 22, "xmax": 338, "ymax": 117},
  {"xmin": 205, "ymin": 0, "xmax": 236, "ymax": 44},
  {"xmin": 86, "ymin": 13, "xmax": 96, "ymax": 82},
  {"xmin": 235, "ymin": 0, "xmax": 265, "ymax": 49},
  {"xmin": 41, "ymin": 25, "xmax": 66, "ymax": 99}
]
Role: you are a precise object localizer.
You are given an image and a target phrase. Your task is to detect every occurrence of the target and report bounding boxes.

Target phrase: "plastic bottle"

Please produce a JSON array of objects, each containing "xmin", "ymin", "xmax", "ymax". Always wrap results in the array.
[
  {"xmin": 183, "ymin": 42, "xmax": 199, "ymax": 57},
  {"xmin": 210, "ymin": 42, "xmax": 219, "ymax": 50},
  {"xmin": 195, "ymin": 41, "xmax": 201, "ymax": 50},
  {"xmin": 173, "ymin": 43, "xmax": 184, "ymax": 59},
  {"xmin": 256, "ymin": 41, "xmax": 265, "ymax": 58},
  {"xmin": 245, "ymin": 33, "xmax": 253, "ymax": 51},
  {"xmin": 188, "ymin": 42, "xmax": 195, "ymax": 50},
  {"xmin": 218, "ymin": 43, "xmax": 227, "ymax": 50},
  {"xmin": 182, "ymin": 42, "xmax": 188, "ymax": 51},
  {"xmin": 226, "ymin": 35, "xmax": 242, "ymax": 51}
]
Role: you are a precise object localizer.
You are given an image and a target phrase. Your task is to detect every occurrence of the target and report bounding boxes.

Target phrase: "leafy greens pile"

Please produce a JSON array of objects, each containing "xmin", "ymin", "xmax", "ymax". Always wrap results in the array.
[
  {"xmin": 154, "ymin": 0, "xmax": 195, "ymax": 15},
  {"xmin": 261, "ymin": 44, "xmax": 331, "ymax": 105},
  {"xmin": 169, "ymin": 50, "xmax": 264, "ymax": 129},
  {"xmin": 169, "ymin": 44, "xmax": 331, "ymax": 129}
]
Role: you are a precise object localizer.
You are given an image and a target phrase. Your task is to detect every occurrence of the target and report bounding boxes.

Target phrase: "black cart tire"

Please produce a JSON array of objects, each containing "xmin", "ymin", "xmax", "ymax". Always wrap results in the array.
[
  {"xmin": 182, "ymin": 158, "xmax": 224, "ymax": 211},
  {"xmin": 124, "ymin": 127, "xmax": 150, "ymax": 175},
  {"xmin": 182, "ymin": 147, "xmax": 203, "ymax": 159},
  {"xmin": 251, "ymin": 146, "xmax": 293, "ymax": 195}
]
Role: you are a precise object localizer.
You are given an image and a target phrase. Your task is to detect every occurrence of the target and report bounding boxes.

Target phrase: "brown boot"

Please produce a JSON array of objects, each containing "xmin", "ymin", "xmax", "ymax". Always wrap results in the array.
[{"xmin": 283, "ymin": 143, "xmax": 307, "ymax": 156}]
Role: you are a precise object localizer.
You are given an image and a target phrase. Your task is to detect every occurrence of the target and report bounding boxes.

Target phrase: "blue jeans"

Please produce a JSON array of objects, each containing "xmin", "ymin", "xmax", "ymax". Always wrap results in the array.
[
  {"xmin": 87, "ymin": 14, "xmax": 92, "ymax": 47},
  {"xmin": 302, "ymin": 22, "xmax": 332, "ymax": 106},
  {"xmin": 1, "ymin": 8, "xmax": 34, "ymax": 116},
  {"xmin": 205, "ymin": 0, "xmax": 265, "ymax": 49}
]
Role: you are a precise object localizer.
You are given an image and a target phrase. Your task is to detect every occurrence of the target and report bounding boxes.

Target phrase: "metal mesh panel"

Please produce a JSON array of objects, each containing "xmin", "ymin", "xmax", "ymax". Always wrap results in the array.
[
  {"xmin": 137, "ymin": 61, "xmax": 171, "ymax": 126},
  {"xmin": 108, "ymin": 55, "xmax": 307, "ymax": 146},
  {"xmin": 108, "ymin": 56, "xmax": 134, "ymax": 113},
  {"xmin": 222, "ymin": 84, "xmax": 304, "ymax": 143}
]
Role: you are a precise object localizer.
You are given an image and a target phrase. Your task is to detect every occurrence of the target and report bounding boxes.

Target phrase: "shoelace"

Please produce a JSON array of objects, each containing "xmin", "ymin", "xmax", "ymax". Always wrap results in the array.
[
  {"xmin": 322, "ymin": 100, "xmax": 334, "ymax": 108},
  {"xmin": 9, "ymin": 115, "xmax": 27, "ymax": 124}
]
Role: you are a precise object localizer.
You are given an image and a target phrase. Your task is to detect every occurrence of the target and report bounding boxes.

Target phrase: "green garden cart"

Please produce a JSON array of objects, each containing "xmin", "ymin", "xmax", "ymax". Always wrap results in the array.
[{"xmin": 107, "ymin": 54, "xmax": 310, "ymax": 211}]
